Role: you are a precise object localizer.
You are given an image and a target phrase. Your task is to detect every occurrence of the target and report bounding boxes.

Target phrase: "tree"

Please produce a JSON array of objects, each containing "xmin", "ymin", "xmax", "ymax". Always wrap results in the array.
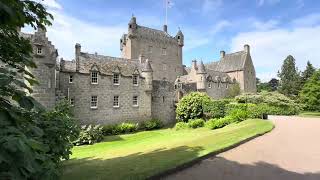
[
  {"xmin": 268, "ymin": 78, "xmax": 279, "ymax": 91},
  {"xmin": 0, "ymin": 1, "xmax": 78, "ymax": 179},
  {"xmin": 299, "ymin": 69, "xmax": 320, "ymax": 111},
  {"xmin": 300, "ymin": 61, "xmax": 316, "ymax": 88},
  {"xmin": 227, "ymin": 82, "xmax": 241, "ymax": 98},
  {"xmin": 278, "ymin": 55, "xmax": 301, "ymax": 97}
]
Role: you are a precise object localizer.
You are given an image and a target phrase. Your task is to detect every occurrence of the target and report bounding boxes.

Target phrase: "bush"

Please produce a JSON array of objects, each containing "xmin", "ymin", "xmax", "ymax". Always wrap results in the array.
[
  {"xmin": 116, "ymin": 122, "xmax": 138, "ymax": 134},
  {"xmin": 235, "ymin": 92, "xmax": 300, "ymax": 115},
  {"xmin": 188, "ymin": 119, "xmax": 205, "ymax": 128},
  {"xmin": 102, "ymin": 124, "xmax": 118, "ymax": 136},
  {"xmin": 74, "ymin": 124, "xmax": 104, "ymax": 146},
  {"xmin": 205, "ymin": 116, "xmax": 235, "ymax": 130},
  {"xmin": 203, "ymin": 99, "xmax": 231, "ymax": 119},
  {"xmin": 227, "ymin": 109, "xmax": 249, "ymax": 122},
  {"xmin": 176, "ymin": 92, "xmax": 213, "ymax": 122},
  {"xmin": 139, "ymin": 119, "xmax": 163, "ymax": 130},
  {"xmin": 175, "ymin": 122, "xmax": 189, "ymax": 130}
]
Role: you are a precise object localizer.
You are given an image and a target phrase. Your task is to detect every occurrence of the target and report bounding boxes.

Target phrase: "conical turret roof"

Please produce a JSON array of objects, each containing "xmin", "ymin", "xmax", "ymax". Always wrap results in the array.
[
  {"xmin": 197, "ymin": 60, "xmax": 206, "ymax": 74},
  {"xmin": 142, "ymin": 59, "xmax": 153, "ymax": 72}
]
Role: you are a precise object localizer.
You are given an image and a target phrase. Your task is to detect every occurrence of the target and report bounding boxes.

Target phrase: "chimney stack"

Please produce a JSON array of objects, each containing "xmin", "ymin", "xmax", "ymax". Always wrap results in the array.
[
  {"xmin": 192, "ymin": 60, "xmax": 197, "ymax": 70},
  {"xmin": 163, "ymin": 25, "xmax": 168, "ymax": 33},
  {"xmin": 220, "ymin": 51, "xmax": 225, "ymax": 58},
  {"xmin": 75, "ymin": 43, "xmax": 81, "ymax": 72},
  {"xmin": 244, "ymin": 44, "xmax": 250, "ymax": 53}
]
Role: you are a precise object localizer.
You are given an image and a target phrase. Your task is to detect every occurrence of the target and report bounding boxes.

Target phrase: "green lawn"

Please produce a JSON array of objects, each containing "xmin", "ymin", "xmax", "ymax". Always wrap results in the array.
[
  {"xmin": 299, "ymin": 111, "xmax": 320, "ymax": 117},
  {"xmin": 62, "ymin": 119, "xmax": 274, "ymax": 180}
]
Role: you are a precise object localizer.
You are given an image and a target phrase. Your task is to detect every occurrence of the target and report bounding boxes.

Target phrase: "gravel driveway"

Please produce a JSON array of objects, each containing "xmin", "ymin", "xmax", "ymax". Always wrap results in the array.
[{"xmin": 163, "ymin": 116, "xmax": 320, "ymax": 180}]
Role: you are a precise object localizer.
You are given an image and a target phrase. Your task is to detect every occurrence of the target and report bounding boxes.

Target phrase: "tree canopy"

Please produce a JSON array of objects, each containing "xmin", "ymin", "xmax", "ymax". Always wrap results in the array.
[{"xmin": 299, "ymin": 69, "xmax": 320, "ymax": 111}]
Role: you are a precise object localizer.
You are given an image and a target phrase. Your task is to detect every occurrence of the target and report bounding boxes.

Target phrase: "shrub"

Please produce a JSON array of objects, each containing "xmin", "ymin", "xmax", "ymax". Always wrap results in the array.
[
  {"xmin": 176, "ymin": 92, "xmax": 213, "ymax": 122},
  {"xmin": 203, "ymin": 99, "xmax": 231, "ymax": 119},
  {"xmin": 205, "ymin": 116, "xmax": 235, "ymax": 130},
  {"xmin": 74, "ymin": 124, "xmax": 104, "ymax": 146},
  {"xmin": 139, "ymin": 119, "xmax": 163, "ymax": 130},
  {"xmin": 188, "ymin": 119, "xmax": 205, "ymax": 128},
  {"xmin": 227, "ymin": 109, "xmax": 249, "ymax": 122},
  {"xmin": 116, "ymin": 122, "xmax": 138, "ymax": 134},
  {"xmin": 175, "ymin": 122, "xmax": 189, "ymax": 130},
  {"xmin": 102, "ymin": 124, "xmax": 118, "ymax": 136}
]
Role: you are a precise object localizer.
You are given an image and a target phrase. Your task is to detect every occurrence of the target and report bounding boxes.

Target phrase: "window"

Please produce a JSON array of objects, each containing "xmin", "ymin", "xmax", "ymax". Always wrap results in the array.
[
  {"xmin": 91, "ymin": 72, "xmax": 98, "ymax": 84},
  {"xmin": 208, "ymin": 83, "xmax": 212, "ymax": 88},
  {"xmin": 148, "ymin": 46, "xmax": 152, "ymax": 53},
  {"xmin": 113, "ymin": 96, "xmax": 119, "ymax": 107},
  {"xmin": 133, "ymin": 75, "xmax": 138, "ymax": 86},
  {"xmin": 133, "ymin": 96, "xmax": 138, "ymax": 106},
  {"xmin": 69, "ymin": 75, "xmax": 73, "ymax": 83},
  {"xmin": 70, "ymin": 98, "xmax": 74, "ymax": 106},
  {"xmin": 37, "ymin": 47, "xmax": 42, "ymax": 54},
  {"xmin": 162, "ymin": 48, "xmax": 166, "ymax": 55},
  {"xmin": 226, "ymin": 83, "xmax": 229, "ymax": 89},
  {"xmin": 91, "ymin": 96, "xmax": 97, "ymax": 109},
  {"xmin": 113, "ymin": 74, "xmax": 119, "ymax": 85}
]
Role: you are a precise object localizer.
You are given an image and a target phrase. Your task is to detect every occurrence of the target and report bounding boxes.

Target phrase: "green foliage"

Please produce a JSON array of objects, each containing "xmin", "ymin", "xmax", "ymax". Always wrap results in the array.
[
  {"xmin": 74, "ymin": 125, "xmax": 103, "ymax": 146},
  {"xmin": 300, "ymin": 61, "xmax": 316, "ymax": 88},
  {"xmin": 174, "ymin": 122, "xmax": 189, "ymax": 130},
  {"xmin": 176, "ymin": 92, "xmax": 213, "ymax": 122},
  {"xmin": 299, "ymin": 70, "xmax": 320, "ymax": 111},
  {"xmin": 227, "ymin": 109, "xmax": 249, "ymax": 122},
  {"xmin": 102, "ymin": 124, "xmax": 118, "ymax": 136},
  {"xmin": 115, "ymin": 122, "xmax": 138, "ymax": 134},
  {"xmin": 205, "ymin": 116, "xmax": 235, "ymax": 130},
  {"xmin": 203, "ymin": 99, "xmax": 231, "ymax": 119},
  {"xmin": 256, "ymin": 78, "xmax": 279, "ymax": 92},
  {"xmin": 278, "ymin": 55, "xmax": 301, "ymax": 97},
  {"xmin": 188, "ymin": 119, "xmax": 205, "ymax": 129},
  {"xmin": 139, "ymin": 119, "xmax": 163, "ymax": 131},
  {"xmin": 235, "ymin": 92, "xmax": 300, "ymax": 115}
]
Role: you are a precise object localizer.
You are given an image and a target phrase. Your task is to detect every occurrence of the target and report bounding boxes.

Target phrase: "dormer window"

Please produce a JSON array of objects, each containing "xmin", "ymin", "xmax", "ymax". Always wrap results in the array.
[
  {"xmin": 133, "ymin": 75, "xmax": 138, "ymax": 86},
  {"xmin": 37, "ymin": 47, "xmax": 42, "ymax": 55},
  {"xmin": 91, "ymin": 72, "xmax": 98, "ymax": 84},
  {"xmin": 113, "ymin": 73, "xmax": 120, "ymax": 85}
]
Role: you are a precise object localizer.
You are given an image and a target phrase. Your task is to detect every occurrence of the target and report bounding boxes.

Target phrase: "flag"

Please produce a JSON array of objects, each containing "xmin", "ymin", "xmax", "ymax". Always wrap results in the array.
[{"xmin": 167, "ymin": 0, "xmax": 174, "ymax": 8}]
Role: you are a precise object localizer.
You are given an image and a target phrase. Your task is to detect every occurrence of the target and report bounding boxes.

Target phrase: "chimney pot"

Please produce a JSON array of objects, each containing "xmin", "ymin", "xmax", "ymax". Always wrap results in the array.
[
  {"xmin": 244, "ymin": 44, "xmax": 250, "ymax": 53},
  {"xmin": 163, "ymin": 25, "xmax": 168, "ymax": 33},
  {"xmin": 220, "ymin": 51, "xmax": 225, "ymax": 58}
]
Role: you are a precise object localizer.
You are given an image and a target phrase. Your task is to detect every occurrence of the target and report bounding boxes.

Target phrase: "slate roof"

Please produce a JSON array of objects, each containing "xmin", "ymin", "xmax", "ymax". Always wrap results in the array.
[
  {"xmin": 60, "ymin": 52, "xmax": 146, "ymax": 77},
  {"xmin": 136, "ymin": 25, "xmax": 177, "ymax": 42},
  {"xmin": 206, "ymin": 51, "xmax": 247, "ymax": 72}
]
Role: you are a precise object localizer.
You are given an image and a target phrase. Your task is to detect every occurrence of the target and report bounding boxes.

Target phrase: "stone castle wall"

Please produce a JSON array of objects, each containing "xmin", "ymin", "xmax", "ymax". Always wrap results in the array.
[{"xmin": 59, "ymin": 72, "xmax": 152, "ymax": 124}]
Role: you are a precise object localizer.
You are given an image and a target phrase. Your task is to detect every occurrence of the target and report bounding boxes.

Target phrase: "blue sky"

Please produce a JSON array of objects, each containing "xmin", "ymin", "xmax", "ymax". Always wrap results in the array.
[{"xmin": 27, "ymin": 0, "xmax": 320, "ymax": 81}]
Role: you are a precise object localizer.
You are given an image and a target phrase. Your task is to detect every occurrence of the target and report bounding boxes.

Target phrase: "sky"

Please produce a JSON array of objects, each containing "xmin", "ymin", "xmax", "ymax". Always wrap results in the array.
[{"xmin": 24, "ymin": 0, "xmax": 320, "ymax": 82}]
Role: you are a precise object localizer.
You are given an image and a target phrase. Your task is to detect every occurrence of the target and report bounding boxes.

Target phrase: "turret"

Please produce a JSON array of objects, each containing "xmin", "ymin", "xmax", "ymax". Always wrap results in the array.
[
  {"xmin": 220, "ymin": 50, "xmax": 225, "ymax": 58},
  {"xmin": 75, "ymin": 43, "xmax": 81, "ymax": 72},
  {"xmin": 141, "ymin": 59, "xmax": 153, "ymax": 91},
  {"xmin": 196, "ymin": 61, "xmax": 207, "ymax": 90},
  {"xmin": 175, "ymin": 29, "xmax": 184, "ymax": 46},
  {"xmin": 128, "ymin": 16, "xmax": 137, "ymax": 35}
]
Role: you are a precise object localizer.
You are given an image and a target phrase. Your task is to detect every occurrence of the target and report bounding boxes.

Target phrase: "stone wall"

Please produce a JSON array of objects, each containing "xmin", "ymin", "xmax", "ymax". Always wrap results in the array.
[
  {"xmin": 205, "ymin": 82, "xmax": 232, "ymax": 99},
  {"xmin": 151, "ymin": 80, "xmax": 176, "ymax": 124},
  {"xmin": 59, "ymin": 72, "xmax": 152, "ymax": 125}
]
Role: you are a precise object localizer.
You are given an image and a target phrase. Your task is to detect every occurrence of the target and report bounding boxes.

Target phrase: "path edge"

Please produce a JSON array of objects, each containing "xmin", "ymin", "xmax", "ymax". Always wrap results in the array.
[{"xmin": 148, "ymin": 122, "xmax": 275, "ymax": 180}]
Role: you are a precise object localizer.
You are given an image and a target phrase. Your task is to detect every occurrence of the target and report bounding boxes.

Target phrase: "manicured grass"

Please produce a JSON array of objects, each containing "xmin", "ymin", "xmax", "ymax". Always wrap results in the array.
[
  {"xmin": 299, "ymin": 111, "xmax": 320, "ymax": 117},
  {"xmin": 62, "ymin": 119, "xmax": 274, "ymax": 180}
]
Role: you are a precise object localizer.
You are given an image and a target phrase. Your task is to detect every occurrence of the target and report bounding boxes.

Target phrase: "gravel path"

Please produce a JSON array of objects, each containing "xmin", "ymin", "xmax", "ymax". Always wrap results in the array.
[{"xmin": 163, "ymin": 116, "xmax": 320, "ymax": 180}]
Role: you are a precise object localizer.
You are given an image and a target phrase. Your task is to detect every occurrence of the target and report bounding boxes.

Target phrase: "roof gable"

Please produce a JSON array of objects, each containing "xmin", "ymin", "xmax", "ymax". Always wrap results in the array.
[{"xmin": 206, "ymin": 51, "xmax": 248, "ymax": 72}]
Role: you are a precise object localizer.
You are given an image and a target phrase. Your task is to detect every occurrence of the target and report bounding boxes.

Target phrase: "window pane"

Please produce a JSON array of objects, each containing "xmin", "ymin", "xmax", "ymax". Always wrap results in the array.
[
  {"xmin": 133, "ymin": 96, "xmax": 138, "ymax": 106},
  {"xmin": 91, "ymin": 72, "xmax": 98, "ymax": 84},
  {"xmin": 113, "ymin": 96, "xmax": 119, "ymax": 107},
  {"xmin": 113, "ymin": 74, "xmax": 119, "ymax": 85},
  {"xmin": 91, "ymin": 96, "xmax": 97, "ymax": 108},
  {"xmin": 133, "ymin": 75, "xmax": 138, "ymax": 85}
]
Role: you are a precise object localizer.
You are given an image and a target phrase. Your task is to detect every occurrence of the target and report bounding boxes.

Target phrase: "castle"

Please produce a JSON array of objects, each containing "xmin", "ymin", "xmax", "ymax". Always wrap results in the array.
[{"xmin": 22, "ymin": 16, "xmax": 256, "ymax": 125}]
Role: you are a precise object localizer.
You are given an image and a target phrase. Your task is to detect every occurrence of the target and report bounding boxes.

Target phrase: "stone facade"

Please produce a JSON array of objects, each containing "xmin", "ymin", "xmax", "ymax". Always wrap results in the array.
[{"xmin": 23, "ymin": 16, "xmax": 256, "ymax": 125}]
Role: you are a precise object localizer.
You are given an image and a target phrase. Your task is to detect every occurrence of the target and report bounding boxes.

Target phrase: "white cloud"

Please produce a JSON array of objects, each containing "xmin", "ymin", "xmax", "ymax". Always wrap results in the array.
[
  {"xmin": 231, "ymin": 15, "xmax": 320, "ymax": 81},
  {"xmin": 252, "ymin": 19, "xmax": 279, "ymax": 30},
  {"xmin": 41, "ymin": 0, "xmax": 62, "ymax": 10},
  {"xmin": 210, "ymin": 20, "xmax": 232, "ymax": 34}
]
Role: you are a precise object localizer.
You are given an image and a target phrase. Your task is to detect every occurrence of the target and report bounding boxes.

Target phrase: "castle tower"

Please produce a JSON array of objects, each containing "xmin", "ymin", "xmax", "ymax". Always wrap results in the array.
[
  {"xmin": 28, "ymin": 27, "xmax": 58, "ymax": 109},
  {"xmin": 196, "ymin": 60, "xmax": 207, "ymax": 90},
  {"xmin": 141, "ymin": 59, "xmax": 153, "ymax": 92}
]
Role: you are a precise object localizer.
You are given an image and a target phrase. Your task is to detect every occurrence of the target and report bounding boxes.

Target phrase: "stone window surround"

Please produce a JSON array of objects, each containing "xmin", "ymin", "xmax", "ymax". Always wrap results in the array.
[
  {"xmin": 91, "ymin": 71, "xmax": 98, "ymax": 84},
  {"xmin": 113, "ymin": 95, "xmax": 119, "ymax": 108},
  {"xmin": 113, "ymin": 73, "xmax": 120, "ymax": 85},
  {"xmin": 132, "ymin": 95, "xmax": 138, "ymax": 107},
  {"xmin": 91, "ymin": 95, "xmax": 98, "ymax": 109},
  {"xmin": 70, "ymin": 98, "xmax": 74, "ymax": 106},
  {"xmin": 132, "ymin": 74, "xmax": 138, "ymax": 86},
  {"xmin": 36, "ymin": 46, "xmax": 42, "ymax": 55},
  {"xmin": 69, "ymin": 75, "xmax": 73, "ymax": 83}
]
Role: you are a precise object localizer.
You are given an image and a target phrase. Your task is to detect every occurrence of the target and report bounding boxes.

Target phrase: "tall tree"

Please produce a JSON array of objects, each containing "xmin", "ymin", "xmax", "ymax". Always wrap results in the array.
[
  {"xmin": 300, "ymin": 61, "xmax": 316, "ymax": 87},
  {"xmin": 300, "ymin": 69, "xmax": 320, "ymax": 111},
  {"xmin": 268, "ymin": 78, "xmax": 279, "ymax": 91},
  {"xmin": 278, "ymin": 55, "xmax": 300, "ymax": 97}
]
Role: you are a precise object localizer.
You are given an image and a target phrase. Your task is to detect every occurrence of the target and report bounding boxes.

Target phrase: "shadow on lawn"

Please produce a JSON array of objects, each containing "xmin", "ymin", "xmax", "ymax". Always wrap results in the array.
[{"xmin": 62, "ymin": 145, "xmax": 320, "ymax": 180}]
